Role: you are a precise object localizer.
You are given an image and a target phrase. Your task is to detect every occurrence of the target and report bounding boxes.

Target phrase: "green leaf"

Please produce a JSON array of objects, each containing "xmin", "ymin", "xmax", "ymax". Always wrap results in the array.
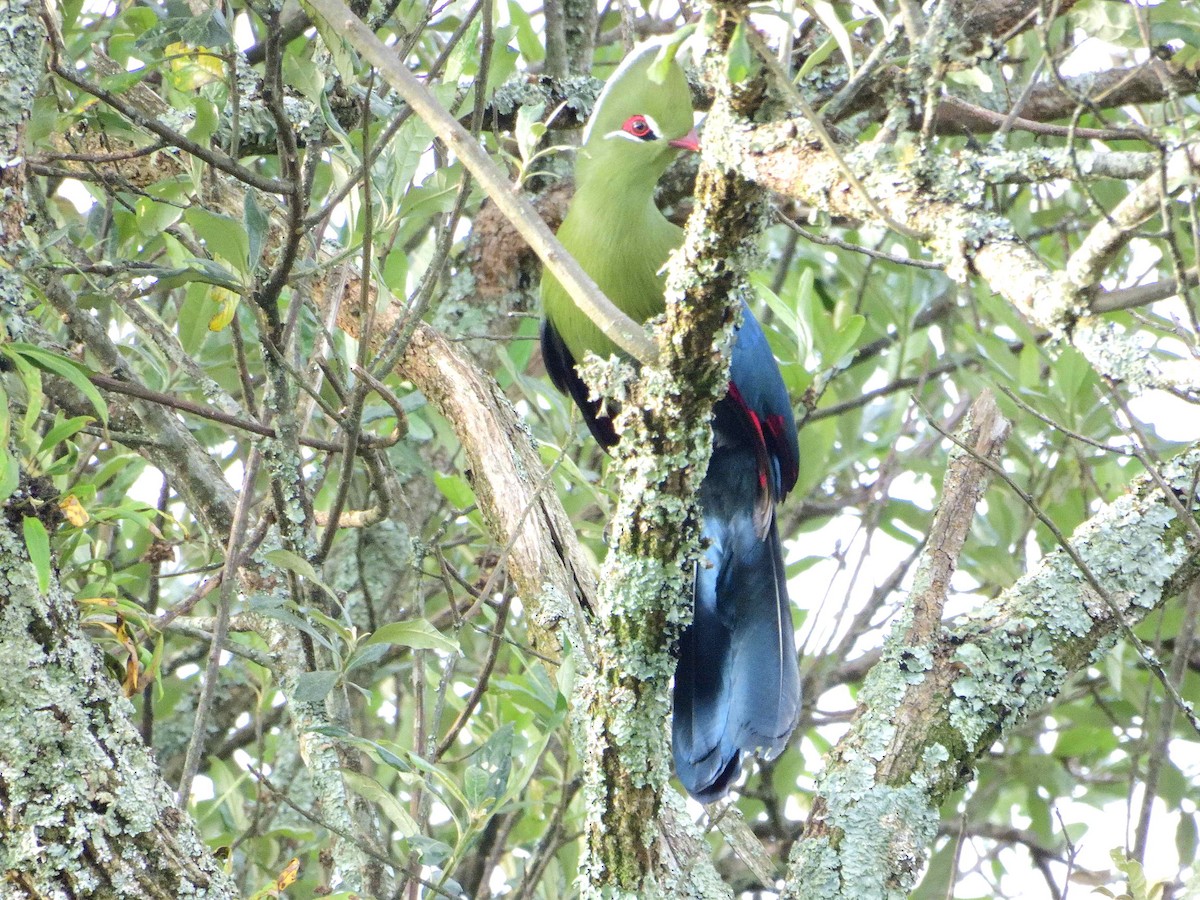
[
  {"xmin": 188, "ymin": 96, "xmax": 219, "ymax": 145},
  {"xmin": 342, "ymin": 770, "xmax": 419, "ymax": 836},
  {"xmin": 134, "ymin": 196, "xmax": 184, "ymax": 237},
  {"xmin": 37, "ymin": 415, "xmax": 95, "ymax": 456},
  {"xmin": 263, "ymin": 548, "xmax": 343, "ymax": 603},
  {"xmin": 293, "ymin": 669, "xmax": 339, "ymax": 702},
  {"xmin": 0, "ymin": 385, "xmax": 16, "ymax": 502},
  {"xmin": 366, "ymin": 620, "xmax": 457, "ymax": 654},
  {"xmin": 464, "ymin": 765, "xmax": 490, "ymax": 809},
  {"xmin": 810, "ymin": 0, "xmax": 857, "ymax": 76},
  {"xmin": 727, "ymin": 20, "xmax": 753, "ymax": 83},
  {"xmin": 244, "ymin": 191, "xmax": 269, "ymax": 273},
  {"xmin": 515, "ymin": 102, "xmax": 547, "ymax": 166},
  {"xmin": 798, "ymin": 33, "xmax": 839, "ymax": 78},
  {"xmin": 1177, "ymin": 813, "xmax": 1198, "ymax": 872},
  {"xmin": 433, "ymin": 471, "xmax": 476, "ymax": 509},
  {"xmin": 282, "ymin": 48, "xmax": 326, "ymax": 102},
  {"xmin": 477, "ymin": 722, "xmax": 513, "ymax": 804},
  {"xmin": 183, "ymin": 207, "xmax": 250, "ymax": 276},
  {"xmin": 506, "ymin": 0, "xmax": 543, "ymax": 63},
  {"xmin": 444, "ymin": 16, "xmax": 481, "ymax": 80},
  {"xmin": 264, "ymin": 548, "xmax": 320, "ymax": 581},
  {"xmin": 827, "ymin": 314, "xmax": 866, "ymax": 367},
  {"xmin": 4, "ymin": 344, "xmax": 108, "ymax": 425},
  {"xmin": 23, "ymin": 517, "xmax": 51, "ymax": 595},
  {"xmin": 301, "ymin": 0, "xmax": 358, "ymax": 80},
  {"xmin": 754, "ymin": 274, "xmax": 809, "ymax": 365},
  {"xmin": 148, "ymin": 260, "xmax": 244, "ymax": 292},
  {"xmin": 0, "ymin": 453, "xmax": 17, "ymax": 504}
]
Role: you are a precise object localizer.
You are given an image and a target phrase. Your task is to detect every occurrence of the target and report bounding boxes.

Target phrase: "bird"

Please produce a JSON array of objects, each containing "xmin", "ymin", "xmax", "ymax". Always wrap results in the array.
[{"xmin": 539, "ymin": 39, "xmax": 801, "ymax": 802}]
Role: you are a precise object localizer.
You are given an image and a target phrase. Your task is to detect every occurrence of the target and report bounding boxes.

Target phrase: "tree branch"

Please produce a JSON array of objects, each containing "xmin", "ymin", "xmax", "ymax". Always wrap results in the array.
[
  {"xmin": 711, "ymin": 117, "xmax": 1200, "ymax": 394},
  {"xmin": 322, "ymin": 273, "xmax": 734, "ymax": 895},
  {"xmin": 784, "ymin": 439, "xmax": 1200, "ymax": 899}
]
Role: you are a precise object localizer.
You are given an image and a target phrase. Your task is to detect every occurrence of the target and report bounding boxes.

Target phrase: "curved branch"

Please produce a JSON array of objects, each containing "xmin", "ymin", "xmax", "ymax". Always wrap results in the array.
[
  {"xmin": 321, "ymin": 274, "xmax": 733, "ymax": 895},
  {"xmin": 713, "ymin": 117, "xmax": 1200, "ymax": 393}
]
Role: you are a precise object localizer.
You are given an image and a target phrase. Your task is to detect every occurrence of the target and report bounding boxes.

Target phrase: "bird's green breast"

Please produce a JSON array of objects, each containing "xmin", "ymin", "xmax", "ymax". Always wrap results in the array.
[{"xmin": 542, "ymin": 190, "xmax": 684, "ymax": 363}]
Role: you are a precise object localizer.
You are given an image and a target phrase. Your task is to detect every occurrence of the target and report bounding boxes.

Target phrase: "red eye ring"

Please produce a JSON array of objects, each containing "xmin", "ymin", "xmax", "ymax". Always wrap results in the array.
[{"xmin": 622, "ymin": 115, "xmax": 656, "ymax": 141}]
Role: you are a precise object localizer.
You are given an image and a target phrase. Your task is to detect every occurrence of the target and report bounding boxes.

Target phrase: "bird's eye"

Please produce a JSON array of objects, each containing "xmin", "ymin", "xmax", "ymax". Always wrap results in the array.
[{"xmin": 622, "ymin": 115, "xmax": 657, "ymax": 141}]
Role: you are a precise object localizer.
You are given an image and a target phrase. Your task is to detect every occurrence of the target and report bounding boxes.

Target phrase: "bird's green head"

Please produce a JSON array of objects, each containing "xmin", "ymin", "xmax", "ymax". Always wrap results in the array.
[{"xmin": 576, "ymin": 40, "xmax": 698, "ymax": 192}]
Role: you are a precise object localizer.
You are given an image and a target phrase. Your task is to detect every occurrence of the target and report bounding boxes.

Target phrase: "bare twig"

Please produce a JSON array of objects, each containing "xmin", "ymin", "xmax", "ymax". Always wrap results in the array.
[
  {"xmin": 904, "ymin": 393, "xmax": 1010, "ymax": 647},
  {"xmin": 177, "ymin": 451, "xmax": 262, "ymax": 802}
]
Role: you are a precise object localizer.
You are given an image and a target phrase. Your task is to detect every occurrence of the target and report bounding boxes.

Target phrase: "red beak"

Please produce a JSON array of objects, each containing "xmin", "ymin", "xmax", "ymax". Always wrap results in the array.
[{"xmin": 669, "ymin": 127, "xmax": 701, "ymax": 152}]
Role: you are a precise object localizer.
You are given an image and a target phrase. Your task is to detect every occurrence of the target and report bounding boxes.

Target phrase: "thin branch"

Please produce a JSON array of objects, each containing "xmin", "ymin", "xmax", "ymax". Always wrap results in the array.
[
  {"xmin": 779, "ymin": 210, "xmax": 943, "ymax": 270},
  {"xmin": 1091, "ymin": 269, "xmax": 1200, "ymax": 313},
  {"xmin": 41, "ymin": 9, "xmax": 291, "ymax": 196},
  {"xmin": 746, "ymin": 26, "xmax": 919, "ymax": 241},
  {"xmin": 304, "ymin": 0, "xmax": 659, "ymax": 366},
  {"xmin": 924, "ymin": 408, "xmax": 1200, "ymax": 737},
  {"xmin": 1067, "ymin": 144, "xmax": 1200, "ymax": 290},
  {"xmin": 937, "ymin": 95, "xmax": 1150, "ymax": 143},
  {"xmin": 901, "ymin": 392, "xmax": 1010, "ymax": 647},
  {"xmin": 177, "ymin": 451, "xmax": 262, "ymax": 802}
]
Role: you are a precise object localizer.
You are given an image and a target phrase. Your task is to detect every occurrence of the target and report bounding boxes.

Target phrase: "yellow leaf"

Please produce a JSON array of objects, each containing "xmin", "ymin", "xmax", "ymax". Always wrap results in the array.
[
  {"xmin": 275, "ymin": 858, "xmax": 300, "ymax": 890},
  {"xmin": 208, "ymin": 288, "xmax": 239, "ymax": 331},
  {"xmin": 165, "ymin": 42, "xmax": 225, "ymax": 90},
  {"xmin": 77, "ymin": 596, "xmax": 120, "ymax": 609},
  {"xmin": 59, "ymin": 493, "xmax": 89, "ymax": 527}
]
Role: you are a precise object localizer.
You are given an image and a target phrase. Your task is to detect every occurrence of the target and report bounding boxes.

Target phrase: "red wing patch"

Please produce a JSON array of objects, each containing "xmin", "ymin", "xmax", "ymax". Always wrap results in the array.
[
  {"xmin": 726, "ymin": 382, "xmax": 776, "ymax": 537},
  {"xmin": 765, "ymin": 414, "xmax": 799, "ymax": 495}
]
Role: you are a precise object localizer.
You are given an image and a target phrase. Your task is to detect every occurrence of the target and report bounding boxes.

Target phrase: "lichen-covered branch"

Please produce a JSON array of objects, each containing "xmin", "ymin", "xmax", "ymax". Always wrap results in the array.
[
  {"xmin": 1066, "ymin": 145, "xmax": 1200, "ymax": 290},
  {"xmin": 784, "ymin": 444, "xmax": 1200, "ymax": 899},
  {"xmin": 0, "ymin": 506, "xmax": 239, "ymax": 897},
  {"xmin": 328, "ymin": 281, "xmax": 599, "ymax": 647},
  {"xmin": 926, "ymin": 58, "xmax": 1199, "ymax": 137},
  {"xmin": 570, "ymin": 17, "xmax": 770, "ymax": 896},
  {"xmin": 324, "ymin": 276, "xmax": 732, "ymax": 896},
  {"xmin": 707, "ymin": 117, "xmax": 1200, "ymax": 394}
]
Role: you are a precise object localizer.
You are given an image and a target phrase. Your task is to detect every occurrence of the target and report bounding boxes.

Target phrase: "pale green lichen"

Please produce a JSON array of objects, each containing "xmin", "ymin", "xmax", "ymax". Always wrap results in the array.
[
  {"xmin": 1073, "ymin": 318, "xmax": 1200, "ymax": 394},
  {"xmin": 785, "ymin": 441, "xmax": 1197, "ymax": 899},
  {"xmin": 491, "ymin": 74, "xmax": 602, "ymax": 121},
  {"xmin": 950, "ymin": 624, "xmax": 1065, "ymax": 752},
  {"xmin": 0, "ymin": 517, "xmax": 237, "ymax": 897},
  {"xmin": 0, "ymin": 0, "xmax": 42, "ymax": 166}
]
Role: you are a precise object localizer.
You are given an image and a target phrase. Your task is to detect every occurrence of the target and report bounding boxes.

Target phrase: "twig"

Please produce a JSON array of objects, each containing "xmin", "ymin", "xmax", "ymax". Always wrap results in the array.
[
  {"xmin": 177, "ymin": 450, "xmax": 262, "ymax": 802},
  {"xmin": 1091, "ymin": 269, "xmax": 1200, "ymax": 313},
  {"xmin": 745, "ymin": 26, "xmax": 920, "ymax": 240},
  {"xmin": 1067, "ymin": 144, "xmax": 1200, "ymax": 289},
  {"xmin": 41, "ymin": 8, "xmax": 291, "ymax": 195},
  {"xmin": 921, "ymin": 402, "xmax": 1200, "ymax": 738},
  {"xmin": 938, "ymin": 95, "xmax": 1150, "ymax": 143},
  {"xmin": 778, "ymin": 209, "xmax": 943, "ymax": 269},
  {"xmin": 903, "ymin": 392, "xmax": 1010, "ymax": 645}
]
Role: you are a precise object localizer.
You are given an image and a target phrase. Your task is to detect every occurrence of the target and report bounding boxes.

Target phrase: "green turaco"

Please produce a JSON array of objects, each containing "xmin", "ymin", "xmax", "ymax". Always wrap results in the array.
[{"xmin": 540, "ymin": 39, "xmax": 801, "ymax": 802}]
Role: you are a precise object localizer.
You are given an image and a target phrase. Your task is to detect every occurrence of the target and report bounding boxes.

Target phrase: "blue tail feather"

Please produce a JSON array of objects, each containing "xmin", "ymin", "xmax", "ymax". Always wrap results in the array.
[{"xmin": 672, "ymin": 440, "xmax": 801, "ymax": 802}]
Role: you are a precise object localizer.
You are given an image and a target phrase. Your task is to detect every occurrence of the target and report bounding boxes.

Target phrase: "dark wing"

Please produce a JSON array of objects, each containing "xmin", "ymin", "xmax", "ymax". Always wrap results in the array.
[{"xmin": 540, "ymin": 318, "xmax": 619, "ymax": 449}]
